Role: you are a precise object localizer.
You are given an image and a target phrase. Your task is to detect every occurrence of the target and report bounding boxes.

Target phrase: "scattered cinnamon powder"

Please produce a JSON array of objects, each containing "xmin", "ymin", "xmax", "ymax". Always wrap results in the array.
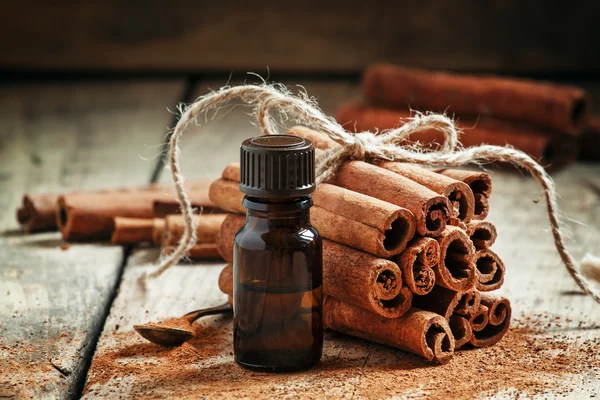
[{"xmin": 83, "ymin": 314, "xmax": 600, "ymax": 399}]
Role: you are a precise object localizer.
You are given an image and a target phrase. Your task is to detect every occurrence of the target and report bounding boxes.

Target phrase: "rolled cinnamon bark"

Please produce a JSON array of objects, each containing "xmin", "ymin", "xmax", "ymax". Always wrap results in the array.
[
  {"xmin": 336, "ymin": 103, "xmax": 579, "ymax": 168},
  {"xmin": 184, "ymin": 244, "xmax": 221, "ymax": 260},
  {"xmin": 218, "ymin": 264, "xmax": 233, "ymax": 295},
  {"xmin": 110, "ymin": 217, "xmax": 157, "ymax": 245},
  {"xmin": 412, "ymin": 286, "xmax": 481, "ymax": 321},
  {"xmin": 436, "ymin": 169, "xmax": 492, "ymax": 220},
  {"xmin": 323, "ymin": 240, "xmax": 412, "ymax": 318},
  {"xmin": 218, "ymin": 164, "xmax": 418, "ymax": 257},
  {"xmin": 362, "ymin": 64, "xmax": 590, "ymax": 135},
  {"xmin": 580, "ymin": 117, "xmax": 600, "ymax": 161},
  {"xmin": 288, "ymin": 125, "xmax": 338, "ymax": 150},
  {"xmin": 378, "ymin": 162, "xmax": 475, "ymax": 222},
  {"xmin": 468, "ymin": 305, "xmax": 490, "ymax": 332},
  {"xmin": 152, "ymin": 201, "xmax": 222, "ymax": 218},
  {"xmin": 469, "ymin": 295, "xmax": 511, "ymax": 348},
  {"xmin": 449, "ymin": 315, "xmax": 472, "ymax": 349},
  {"xmin": 17, "ymin": 194, "xmax": 60, "ymax": 232},
  {"xmin": 474, "ymin": 249, "xmax": 505, "ymax": 292},
  {"xmin": 287, "ymin": 127, "xmax": 452, "ymax": 236},
  {"xmin": 216, "ymin": 214, "xmax": 246, "ymax": 263},
  {"xmin": 333, "ymin": 161, "xmax": 451, "ymax": 237},
  {"xmin": 152, "ymin": 219, "xmax": 166, "ymax": 246},
  {"xmin": 393, "ymin": 237, "xmax": 439, "ymax": 295},
  {"xmin": 57, "ymin": 181, "xmax": 214, "ymax": 241},
  {"xmin": 162, "ymin": 214, "xmax": 228, "ymax": 247},
  {"xmin": 323, "ymin": 296, "xmax": 455, "ymax": 364},
  {"xmin": 209, "ymin": 178, "xmax": 245, "ymax": 214},
  {"xmin": 433, "ymin": 226, "xmax": 477, "ymax": 291},
  {"xmin": 466, "ymin": 221, "xmax": 497, "ymax": 250},
  {"xmin": 216, "ymin": 214, "xmax": 412, "ymax": 318}
]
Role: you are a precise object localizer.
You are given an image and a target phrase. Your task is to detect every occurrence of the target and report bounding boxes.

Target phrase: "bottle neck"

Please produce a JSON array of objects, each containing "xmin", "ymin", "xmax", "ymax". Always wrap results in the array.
[{"xmin": 243, "ymin": 196, "xmax": 312, "ymax": 226}]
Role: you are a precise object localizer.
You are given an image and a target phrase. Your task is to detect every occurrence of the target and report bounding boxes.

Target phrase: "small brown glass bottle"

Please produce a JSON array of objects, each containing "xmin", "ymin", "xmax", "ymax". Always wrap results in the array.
[{"xmin": 233, "ymin": 135, "xmax": 323, "ymax": 372}]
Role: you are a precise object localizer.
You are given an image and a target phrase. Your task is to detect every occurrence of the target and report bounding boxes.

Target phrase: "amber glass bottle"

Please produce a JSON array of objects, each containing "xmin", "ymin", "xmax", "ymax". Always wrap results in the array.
[{"xmin": 233, "ymin": 135, "xmax": 323, "ymax": 372}]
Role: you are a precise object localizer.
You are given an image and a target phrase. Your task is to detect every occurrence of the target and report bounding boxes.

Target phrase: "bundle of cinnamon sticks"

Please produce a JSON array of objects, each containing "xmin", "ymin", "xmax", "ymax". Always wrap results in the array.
[
  {"xmin": 16, "ymin": 180, "xmax": 231, "ymax": 260},
  {"xmin": 215, "ymin": 127, "xmax": 512, "ymax": 364},
  {"xmin": 336, "ymin": 64, "xmax": 599, "ymax": 168}
]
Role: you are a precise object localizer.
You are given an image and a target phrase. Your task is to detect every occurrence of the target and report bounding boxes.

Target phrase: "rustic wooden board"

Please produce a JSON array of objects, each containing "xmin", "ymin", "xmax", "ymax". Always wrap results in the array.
[
  {"xmin": 85, "ymin": 80, "xmax": 600, "ymax": 398},
  {"xmin": 2, "ymin": 2, "xmax": 600, "ymax": 73},
  {"xmin": 0, "ymin": 80, "xmax": 184, "ymax": 398}
]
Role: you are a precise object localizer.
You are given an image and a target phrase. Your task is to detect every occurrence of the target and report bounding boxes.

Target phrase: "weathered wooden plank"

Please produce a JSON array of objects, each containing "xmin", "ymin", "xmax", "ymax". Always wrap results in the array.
[
  {"xmin": 0, "ymin": 80, "xmax": 184, "ymax": 399},
  {"xmin": 1, "ymin": 2, "xmax": 599, "ymax": 73},
  {"xmin": 84, "ymin": 80, "xmax": 600, "ymax": 398}
]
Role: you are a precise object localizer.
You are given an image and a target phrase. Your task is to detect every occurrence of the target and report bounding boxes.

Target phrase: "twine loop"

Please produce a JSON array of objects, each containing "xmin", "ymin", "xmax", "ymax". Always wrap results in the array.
[{"xmin": 146, "ymin": 83, "xmax": 600, "ymax": 306}]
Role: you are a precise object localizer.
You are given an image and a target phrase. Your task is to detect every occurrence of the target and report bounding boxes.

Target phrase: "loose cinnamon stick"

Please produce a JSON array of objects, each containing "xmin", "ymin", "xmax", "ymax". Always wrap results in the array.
[
  {"xmin": 336, "ymin": 103, "xmax": 579, "ymax": 168},
  {"xmin": 323, "ymin": 240, "xmax": 412, "ymax": 318},
  {"xmin": 466, "ymin": 221, "xmax": 497, "ymax": 250},
  {"xmin": 323, "ymin": 296, "xmax": 455, "ymax": 364},
  {"xmin": 287, "ymin": 127, "xmax": 452, "ymax": 236},
  {"xmin": 474, "ymin": 249, "xmax": 505, "ymax": 292},
  {"xmin": 378, "ymin": 162, "xmax": 475, "ymax": 222},
  {"xmin": 57, "ymin": 181, "xmax": 214, "ymax": 241},
  {"xmin": 393, "ymin": 237, "xmax": 439, "ymax": 295},
  {"xmin": 433, "ymin": 226, "xmax": 477, "ymax": 291},
  {"xmin": 412, "ymin": 286, "xmax": 481, "ymax": 321},
  {"xmin": 152, "ymin": 201, "xmax": 222, "ymax": 218},
  {"xmin": 162, "ymin": 214, "xmax": 228, "ymax": 247},
  {"xmin": 184, "ymin": 244, "xmax": 221, "ymax": 260},
  {"xmin": 469, "ymin": 294, "xmax": 511, "ymax": 348},
  {"xmin": 17, "ymin": 194, "xmax": 60, "ymax": 232},
  {"xmin": 152, "ymin": 219, "xmax": 166, "ymax": 246},
  {"xmin": 216, "ymin": 214, "xmax": 412, "ymax": 318},
  {"xmin": 580, "ymin": 117, "xmax": 600, "ymax": 161},
  {"xmin": 219, "ymin": 163, "xmax": 418, "ymax": 257},
  {"xmin": 436, "ymin": 169, "xmax": 492, "ymax": 220},
  {"xmin": 111, "ymin": 217, "xmax": 157, "ymax": 245},
  {"xmin": 362, "ymin": 64, "xmax": 590, "ymax": 135}
]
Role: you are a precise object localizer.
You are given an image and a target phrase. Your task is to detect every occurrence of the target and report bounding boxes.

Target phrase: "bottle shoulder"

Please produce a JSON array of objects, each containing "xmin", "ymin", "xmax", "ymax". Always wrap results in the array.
[{"xmin": 235, "ymin": 223, "xmax": 321, "ymax": 251}]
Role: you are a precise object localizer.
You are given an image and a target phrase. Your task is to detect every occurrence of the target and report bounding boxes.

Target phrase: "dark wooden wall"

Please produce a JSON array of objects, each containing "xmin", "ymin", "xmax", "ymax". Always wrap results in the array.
[{"xmin": 1, "ymin": 1, "xmax": 599, "ymax": 74}]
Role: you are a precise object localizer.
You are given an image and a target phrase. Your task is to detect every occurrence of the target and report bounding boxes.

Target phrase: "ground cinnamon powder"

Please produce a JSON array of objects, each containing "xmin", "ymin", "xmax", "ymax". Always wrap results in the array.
[{"xmin": 83, "ymin": 314, "xmax": 600, "ymax": 399}]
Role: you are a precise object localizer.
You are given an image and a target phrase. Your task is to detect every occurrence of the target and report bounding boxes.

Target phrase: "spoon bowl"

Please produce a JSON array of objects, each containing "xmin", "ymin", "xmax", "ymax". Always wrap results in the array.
[{"xmin": 134, "ymin": 302, "xmax": 232, "ymax": 347}]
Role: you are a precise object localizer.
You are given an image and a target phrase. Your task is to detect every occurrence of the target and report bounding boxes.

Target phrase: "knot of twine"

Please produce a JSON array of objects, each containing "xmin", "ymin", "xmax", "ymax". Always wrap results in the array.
[{"xmin": 147, "ymin": 83, "xmax": 600, "ymax": 305}]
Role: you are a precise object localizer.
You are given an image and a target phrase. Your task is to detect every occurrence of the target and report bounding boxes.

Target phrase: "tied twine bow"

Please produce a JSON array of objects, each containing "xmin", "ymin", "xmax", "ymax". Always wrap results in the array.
[{"xmin": 148, "ymin": 83, "xmax": 600, "ymax": 305}]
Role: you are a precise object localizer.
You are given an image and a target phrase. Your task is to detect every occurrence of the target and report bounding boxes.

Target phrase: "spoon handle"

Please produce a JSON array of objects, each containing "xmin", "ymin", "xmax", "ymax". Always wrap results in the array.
[{"xmin": 183, "ymin": 302, "xmax": 232, "ymax": 324}]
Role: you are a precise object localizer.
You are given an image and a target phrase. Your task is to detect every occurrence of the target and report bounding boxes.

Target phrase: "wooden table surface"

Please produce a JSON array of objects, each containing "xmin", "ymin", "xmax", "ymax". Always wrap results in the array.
[{"xmin": 1, "ymin": 77, "xmax": 599, "ymax": 399}]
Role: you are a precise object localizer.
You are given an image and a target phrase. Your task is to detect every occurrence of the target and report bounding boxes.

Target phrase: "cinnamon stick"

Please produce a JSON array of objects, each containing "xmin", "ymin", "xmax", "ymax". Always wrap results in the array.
[
  {"xmin": 152, "ymin": 219, "xmax": 166, "ymax": 246},
  {"xmin": 152, "ymin": 201, "xmax": 222, "ymax": 218},
  {"xmin": 580, "ymin": 117, "xmax": 600, "ymax": 161},
  {"xmin": 216, "ymin": 214, "xmax": 245, "ymax": 263},
  {"xmin": 433, "ymin": 226, "xmax": 477, "ymax": 291},
  {"xmin": 362, "ymin": 64, "xmax": 590, "ymax": 135},
  {"xmin": 218, "ymin": 264, "xmax": 233, "ymax": 295},
  {"xmin": 378, "ymin": 162, "xmax": 475, "ymax": 222},
  {"xmin": 333, "ymin": 161, "xmax": 451, "ymax": 237},
  {"xmin": 323, "ymin": 296, "xmax": 455, "ymax": 364},
  {"xmin": 392, "ymin": 237, "xmax": 439, "ymax": 295},
  {"xmin": 287, "ymin": 127, "xmax": 453, "ymax": 236},
  {"xmin": 110, "ymin": 217, "xmax": 157, "ymax": 245},
  {"xmin": 469, "ymin": 294, "xmax": 511, "ymax": 348},
  {"xmin": 57, "ymin": 181, "xmax": 214, "ymax": 241},
  {"xmin": 218, "ymin": 164, "xmax": 418, "ymax": 257},
  {"xmin": 17, "ymin": 194, "xmax": 60, "ymax": 232},
  {"xmin": 336, "ymin": 103, "xmax": 579, "ymax": 168},
  {"xmin": 468, "ymin": 305, "xmax": 490, "ymax": 333},
  {"xmin": 436, "ymin": 169, "xmax": 492, "ymax": 220},
  {"xmin": 216, "ymin": 214, "xmax": 412, "ymax": 318},
  {"xmin": 449, "ymin": 315, "xmax": 473, "ymax": 349},
  {"xmin": 162, "ymin": 214, "xmax": 228, "ymax": 247},
  {"xmin": 322, "ymin": 240, "xmax": 412, "ymax": 318},
  {"xmin": 412, "ymin": 286, "xmax": 481, "ymax": 321},
  {"xmin": 208, "ymin": 178, "xmax": 245, "ymax": 214},
  {"xmin": 474, "ymin": 249, "xmax": 505, "ymax": 292},
  {"xmin": 466, "ymin": 221, "xmax": 497, "ymax": 250}
]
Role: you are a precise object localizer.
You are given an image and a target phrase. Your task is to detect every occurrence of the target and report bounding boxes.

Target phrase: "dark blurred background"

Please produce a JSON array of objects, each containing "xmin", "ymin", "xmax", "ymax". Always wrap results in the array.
[{"xmin": 1, "ymin": 1, "xmax": 599, "ymax": 78}]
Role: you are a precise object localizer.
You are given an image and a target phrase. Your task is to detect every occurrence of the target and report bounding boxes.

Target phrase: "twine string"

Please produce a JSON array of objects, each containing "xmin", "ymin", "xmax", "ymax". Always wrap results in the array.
[{"xmin": 147, "ymin": 83, "xmax": 600, "ymax": 305}]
